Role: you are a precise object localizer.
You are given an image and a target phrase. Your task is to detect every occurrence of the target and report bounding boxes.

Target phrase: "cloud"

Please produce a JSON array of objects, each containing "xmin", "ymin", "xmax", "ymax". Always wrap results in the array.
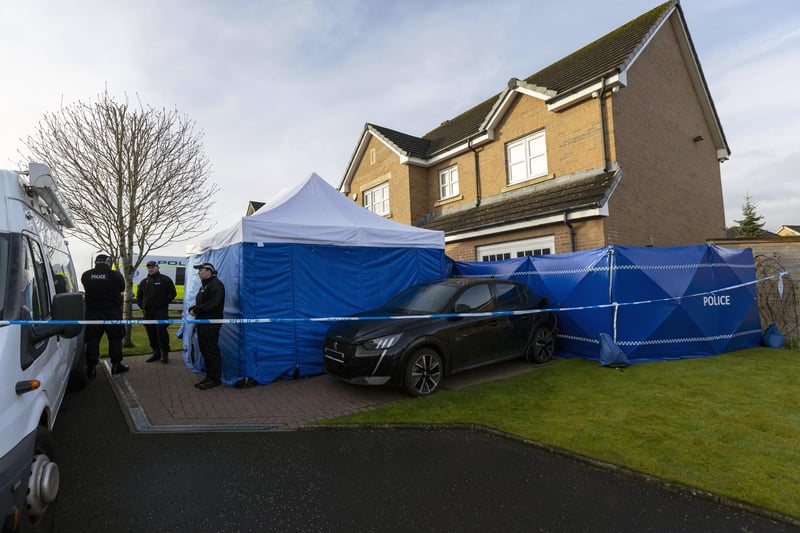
[{"xmin": 3, "ymin": 0, "xmax": 800, "ymax": 265}]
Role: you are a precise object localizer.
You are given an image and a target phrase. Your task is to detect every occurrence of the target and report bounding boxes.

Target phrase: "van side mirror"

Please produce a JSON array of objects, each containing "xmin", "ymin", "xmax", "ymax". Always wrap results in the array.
[
  {"xmin": 29, "ymin": 292, "xmax": 85, "ymax": 343},
  {"xmin": 51, "ymin": 292, "xmax": 85, "ymax": 339}
]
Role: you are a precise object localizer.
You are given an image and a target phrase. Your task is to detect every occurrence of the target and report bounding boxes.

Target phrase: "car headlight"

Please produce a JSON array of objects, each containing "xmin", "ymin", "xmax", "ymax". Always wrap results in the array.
[{"xmin": 363, "ymin": 333, "xmax": 403, "ymax": 351}]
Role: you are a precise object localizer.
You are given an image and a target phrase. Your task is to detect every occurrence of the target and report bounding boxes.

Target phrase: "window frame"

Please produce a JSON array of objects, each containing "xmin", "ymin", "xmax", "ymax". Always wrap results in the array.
[
  {"xmin": 363, "ymin": 181, "xmax": 390, "ymax": 216},
  {"xmin": 507, "ymin": 130, "xmax": 548, "ymax": 184},
  {"xmin": 438, "ymin": 165, "xmax": 459, "ymax": 200}
]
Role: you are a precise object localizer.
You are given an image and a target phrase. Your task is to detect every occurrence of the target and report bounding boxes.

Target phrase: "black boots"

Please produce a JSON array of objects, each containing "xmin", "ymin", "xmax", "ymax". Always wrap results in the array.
[
  {"xmin": 111, "ymin": 363, "xmax": 130, "ymax": 375},
  {"xmin": 146, "ymin": 349, "xmax": 170, "ymax": 363},
  {"xmin": 195, "ymin": 376, "xmax": 221, "ymax": 390}
]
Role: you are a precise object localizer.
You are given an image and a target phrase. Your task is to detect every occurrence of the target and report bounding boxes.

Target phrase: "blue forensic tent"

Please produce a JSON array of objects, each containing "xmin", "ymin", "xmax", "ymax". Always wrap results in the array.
[
  {"xmin": 450, "ymin": 244, "xmax": 762, "ymax": 362},
  {"xmin": 181, "ymin": 173, "xmax": 446, "ymax": 385}
]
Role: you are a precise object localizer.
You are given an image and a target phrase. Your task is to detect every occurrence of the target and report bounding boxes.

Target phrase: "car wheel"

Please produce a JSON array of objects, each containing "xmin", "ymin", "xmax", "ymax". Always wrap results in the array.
[
  {"xmin": 19, "ymin": 426, "xmax": 59, "ymax": 533},
  {"xmin": 526, "ymin": 325, "xmax": 555, "ymax": 364},
  {"xmin": 403, "ymin": 348, "xmax": 443, "ymax": 397}
]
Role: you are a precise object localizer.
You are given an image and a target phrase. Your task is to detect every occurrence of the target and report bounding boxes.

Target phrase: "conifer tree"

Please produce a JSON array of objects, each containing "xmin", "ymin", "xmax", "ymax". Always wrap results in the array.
[{"xmin": 734, "ymin": 192, "xmax": 766, "ymax": 237}]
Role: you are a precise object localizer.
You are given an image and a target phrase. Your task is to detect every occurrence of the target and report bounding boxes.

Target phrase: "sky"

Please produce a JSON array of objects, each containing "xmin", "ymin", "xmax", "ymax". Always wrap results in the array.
[{"xmin": 1, "ymin": 0, "xmax": 798, "ymax": 267}]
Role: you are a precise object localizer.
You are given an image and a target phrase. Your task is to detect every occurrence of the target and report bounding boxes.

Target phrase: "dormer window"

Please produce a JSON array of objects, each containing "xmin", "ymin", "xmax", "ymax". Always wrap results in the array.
[{"xmin": 507, "ymin": 130, "xmax": 547, "ymax": 184}]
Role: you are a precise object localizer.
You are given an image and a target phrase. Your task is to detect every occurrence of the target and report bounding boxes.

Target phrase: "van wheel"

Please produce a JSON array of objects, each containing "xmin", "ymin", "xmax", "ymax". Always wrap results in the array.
[
  {"xmin": 19, "ymin": 427, "xmax": 59, "ymax": 533},
  {"xmin": 403, "ymin": 348, "xmax": 443, "ymax": 397}
]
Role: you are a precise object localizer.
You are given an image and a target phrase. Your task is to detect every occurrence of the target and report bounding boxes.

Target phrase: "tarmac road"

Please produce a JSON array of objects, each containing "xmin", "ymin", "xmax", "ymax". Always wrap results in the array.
[{"xmin": 52, "ymin": 371, "xmax": 798, "ymax": 532}]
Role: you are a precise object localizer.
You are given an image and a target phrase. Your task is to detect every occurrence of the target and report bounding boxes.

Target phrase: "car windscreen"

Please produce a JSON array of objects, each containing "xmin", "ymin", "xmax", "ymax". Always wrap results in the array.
[{"xmin": 382, "ymin": 283, "xmax": 461, "ymax": 314}]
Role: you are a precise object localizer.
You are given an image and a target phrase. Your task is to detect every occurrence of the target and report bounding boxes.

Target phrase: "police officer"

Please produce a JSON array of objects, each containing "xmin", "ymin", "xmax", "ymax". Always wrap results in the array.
[
  {"xmin": 188, "ymin": 262, "xmax": 225, "ymax": 390},
  {"xmin": 137, "ymin": 260, "xmax": 177, "ymax": 364},
  {"xmin": 81, "ymin": 254, "xmax": 128, "ymax": 376}
]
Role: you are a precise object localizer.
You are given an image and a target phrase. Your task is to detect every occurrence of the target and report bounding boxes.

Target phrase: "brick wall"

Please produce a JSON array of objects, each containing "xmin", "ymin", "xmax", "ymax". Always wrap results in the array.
[
  {"xmin": 348, "ymin": 136, "xmax": 412, "ymax": 222},
  {"xmin": 609, "ymin": 20, "xmax": 726, "ymax": 247},
  {"xmin": 444, "ymin": 219, "xmax": 607, "ymax": 261}
]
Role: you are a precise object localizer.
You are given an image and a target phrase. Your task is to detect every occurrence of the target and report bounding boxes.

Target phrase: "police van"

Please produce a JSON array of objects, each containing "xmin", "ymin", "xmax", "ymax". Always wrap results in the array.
[{"xmin": 0, "ymin": 163, "xmax": 85, "ymax": 532}]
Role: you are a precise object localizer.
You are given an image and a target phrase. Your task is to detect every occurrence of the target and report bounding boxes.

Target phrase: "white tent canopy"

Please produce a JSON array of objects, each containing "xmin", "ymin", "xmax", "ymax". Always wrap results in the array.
[
  {"xmin": 188, "ymin": 173, "xmax": 444, "ymax": 254},
  {"xmin": 181, "ymin": 172, "xmax": 447, "ymax": 386}
]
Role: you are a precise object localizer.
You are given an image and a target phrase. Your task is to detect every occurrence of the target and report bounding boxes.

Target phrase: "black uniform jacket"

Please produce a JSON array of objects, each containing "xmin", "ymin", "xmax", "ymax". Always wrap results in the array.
[
  {"xmin": 137, "ymin": 272, "xmax": 177, "ymax": 311},
  {"xmin": 189, "ymin": 276, "xmax": 225, "ymax": 319},
  {"xmin": 81, "ymin": 264, "xmax": 125, "ymax": 317}
]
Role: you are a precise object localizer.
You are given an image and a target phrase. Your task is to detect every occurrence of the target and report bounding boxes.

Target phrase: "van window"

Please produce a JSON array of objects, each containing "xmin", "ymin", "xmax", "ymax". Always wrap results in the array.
[
  {"xmin": 175, "ymin": 266, "xmax": 185, "ymax": 286},
  {"xmin": 48, "ymin": 246, "xmax": 78, "ymax": 294},
  {"xmin": 23, "ymin": 236, "xmax": 51, "ymax": 320}
]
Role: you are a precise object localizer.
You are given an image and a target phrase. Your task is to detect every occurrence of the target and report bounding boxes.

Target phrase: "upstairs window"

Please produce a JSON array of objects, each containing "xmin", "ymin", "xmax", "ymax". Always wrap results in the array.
[
  {"xmin": 439, "ymin": 165, "xmax": 459, "ymax": 200},
  {"xmin": 363, "ymin": 181, "xmax": 390, "ymax": 216},
  {"xmin": 507, "ymin": 130, "xmax": 547, "ymax": 184}
]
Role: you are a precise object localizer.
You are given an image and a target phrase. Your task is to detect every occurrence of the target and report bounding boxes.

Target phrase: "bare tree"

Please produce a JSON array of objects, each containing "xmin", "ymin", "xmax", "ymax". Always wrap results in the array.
[{"xmin": 24, "ymin": 90, "xmax": 219, "ymax": 345}]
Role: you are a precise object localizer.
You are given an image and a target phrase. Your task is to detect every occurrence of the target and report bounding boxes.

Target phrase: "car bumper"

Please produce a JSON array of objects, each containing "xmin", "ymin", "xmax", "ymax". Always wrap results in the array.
[{"xmin": 323, "ymin": 340, "xmax": 403, "ymax": 387}]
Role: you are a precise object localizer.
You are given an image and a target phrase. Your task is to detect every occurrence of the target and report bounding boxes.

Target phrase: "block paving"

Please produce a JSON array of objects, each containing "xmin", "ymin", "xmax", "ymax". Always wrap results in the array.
[{"xmin": 103, "ymin": 352, "xmax": 539, "ymax": 433}]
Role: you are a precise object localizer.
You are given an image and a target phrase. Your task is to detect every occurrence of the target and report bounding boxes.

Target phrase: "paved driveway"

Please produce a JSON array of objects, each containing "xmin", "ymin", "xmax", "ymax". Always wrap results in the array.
[{"xmin": 107, "ymin": 352, "xmax": 541, "ymax": 431}]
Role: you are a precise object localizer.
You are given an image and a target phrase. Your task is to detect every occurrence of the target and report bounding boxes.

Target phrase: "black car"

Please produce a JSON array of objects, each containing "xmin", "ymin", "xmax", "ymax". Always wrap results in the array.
[{"xmin": 323, "ymin": 278, "xmax": 557, "ymax": 396}]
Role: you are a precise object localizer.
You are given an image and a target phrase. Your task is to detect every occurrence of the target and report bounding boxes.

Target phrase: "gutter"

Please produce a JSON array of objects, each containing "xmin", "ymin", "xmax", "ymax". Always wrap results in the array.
[
  {"xmin": 563, "ymin": 212, "xmax": 576, "ymax": 252},
  {"xmin": 592, "ymin": 77, "xmax": 610, "ymax": 172}
]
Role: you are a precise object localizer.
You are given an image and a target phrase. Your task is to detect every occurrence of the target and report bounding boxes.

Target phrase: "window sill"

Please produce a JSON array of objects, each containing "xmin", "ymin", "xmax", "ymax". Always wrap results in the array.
[
  {"xmin": 435, "ymin": 194, "xmax": 463, "ymax": 207},
  {"xmin": 502, "ymin": 173, "xmax": 554, "ymax": 192}
]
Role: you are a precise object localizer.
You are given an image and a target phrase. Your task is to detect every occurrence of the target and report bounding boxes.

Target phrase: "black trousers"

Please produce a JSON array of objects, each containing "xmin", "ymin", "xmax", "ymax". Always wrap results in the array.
[
  {"xmin": 196, "ymin": 324, "xmax": 222, "ymax": 380},
  {"xmin": 85, "ymin": 311, "xmax": 124, "ymax": 366},
  {"xmin": 143, "ymin": 307, "xmax": 171, "ymax": 353}
]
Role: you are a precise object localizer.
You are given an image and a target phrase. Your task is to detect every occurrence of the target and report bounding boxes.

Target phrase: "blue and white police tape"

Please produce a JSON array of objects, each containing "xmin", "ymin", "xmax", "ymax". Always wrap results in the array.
[{"xmin": 0, "ymin": 269, "xmax": 787, "ymax": 327}]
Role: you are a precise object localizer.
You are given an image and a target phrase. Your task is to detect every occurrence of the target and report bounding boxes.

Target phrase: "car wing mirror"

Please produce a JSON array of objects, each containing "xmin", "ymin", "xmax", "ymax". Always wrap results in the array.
[
  {"xmin": 454, "ymin": 303, "xmax": 471, "ymax": 314},
  {"xmin": 537, "ymin": 297, "xmax": 550, "ymax": 309}
]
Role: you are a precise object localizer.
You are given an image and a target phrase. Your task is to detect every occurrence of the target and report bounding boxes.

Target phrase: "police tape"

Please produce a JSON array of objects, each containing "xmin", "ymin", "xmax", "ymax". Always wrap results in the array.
[{"xmin": 0, "ymin": 269, "xmax": 788, "ymax": 327}]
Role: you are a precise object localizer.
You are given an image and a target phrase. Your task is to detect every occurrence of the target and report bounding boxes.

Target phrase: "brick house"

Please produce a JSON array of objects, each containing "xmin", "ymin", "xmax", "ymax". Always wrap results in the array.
[{"xmin": 339, "ymin": 0, "xmax": 729, "ymax": 262}]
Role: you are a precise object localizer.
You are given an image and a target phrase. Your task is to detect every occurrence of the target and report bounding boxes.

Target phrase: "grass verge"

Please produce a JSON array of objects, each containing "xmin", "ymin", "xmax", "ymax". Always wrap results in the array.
[{"xmin": 321, "ymin": 347, "xmax": 800, "ymax": 519}]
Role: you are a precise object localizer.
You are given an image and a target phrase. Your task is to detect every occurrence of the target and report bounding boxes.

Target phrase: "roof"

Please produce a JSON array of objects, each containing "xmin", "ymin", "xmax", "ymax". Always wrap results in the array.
[
  {"xmin": 347, "ymin": 2, "xmax": 716, "ymax": 173},
  {"xmin": 777, "ymin": 225, "xmax": 800, "ymax": 236},
  {"xmin": 418, "ymin": 2, "xmax": 674, "ymax": 157},
  {"xmin": 368, "ymin": 124, "xmax": 432, "ymax": 159},
  {"xmin": 419, "ymin": 168, "xmax": 620, "ymax": 234},
  {"xmin": 724, "ymin": 227, "xmax": 777, "ymax": 239},
  {"xmin": 246, "ymin": 201, "xmax": 265, "ymax": 216},
  {"xmin": 522, "ymin": 3, "xmax": 670, "ymax": 95}
]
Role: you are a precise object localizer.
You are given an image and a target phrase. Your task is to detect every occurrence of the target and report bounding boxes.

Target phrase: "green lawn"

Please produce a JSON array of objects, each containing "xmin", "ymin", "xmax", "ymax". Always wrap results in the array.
[{"xmin": 321, "ymin": 347, "xmax": 800, "ymax": 520}]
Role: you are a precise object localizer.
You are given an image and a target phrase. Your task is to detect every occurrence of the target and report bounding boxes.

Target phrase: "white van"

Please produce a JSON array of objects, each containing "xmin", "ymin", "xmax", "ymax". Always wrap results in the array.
[{"xmin": 0, "ymin": 163, "xmax": 85, "ymax": 532}]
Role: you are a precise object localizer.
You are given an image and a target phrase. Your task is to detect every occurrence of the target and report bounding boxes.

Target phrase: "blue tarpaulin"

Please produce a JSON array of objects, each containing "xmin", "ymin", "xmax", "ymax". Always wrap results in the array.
[
  {"xmin": 181, "ymin": 173, "xmax": 446, "ymax": 385},
  {"xmin": 450, "ymin": 244, "xmax": 762, "ymax": 363}
]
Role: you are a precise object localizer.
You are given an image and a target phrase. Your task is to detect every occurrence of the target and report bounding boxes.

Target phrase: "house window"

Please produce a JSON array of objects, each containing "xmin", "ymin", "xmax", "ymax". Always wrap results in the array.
[
  {"xmin": 477, "ymin": 236, "xmax": 555, "ymax": 262},
  {"xmin": 439, "ymin": 165, "xmax": 459, "ymax": 200},
  {"xmin": 363, "ymin": 181, "xmax": 390, "ymax": 216},
  {"xmin": 507, "ymin": 130, "xmax": 547, "ymax": 184}
]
